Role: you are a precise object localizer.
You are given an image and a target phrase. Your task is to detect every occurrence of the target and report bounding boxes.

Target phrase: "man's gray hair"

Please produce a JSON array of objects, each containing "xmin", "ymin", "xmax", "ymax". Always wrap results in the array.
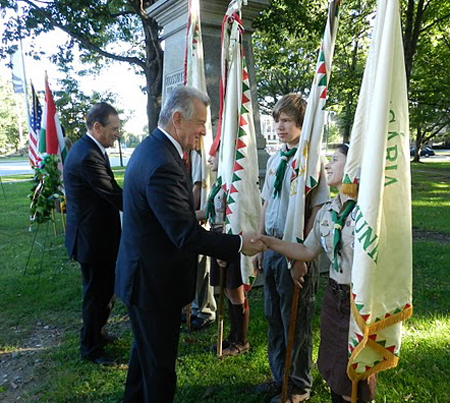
[{"xmin": 158, "ymin": 86, "xmax": 210, "ymax": 127}]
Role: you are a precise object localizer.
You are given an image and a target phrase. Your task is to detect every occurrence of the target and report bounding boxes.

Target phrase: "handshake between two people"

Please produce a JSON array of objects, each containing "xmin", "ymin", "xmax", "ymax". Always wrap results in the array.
[
  {"xmin": 242, "ymin": 234, "xmax": 314, "ymax": 289},
  {"xmin": 241, "ymin": 233, "xmax": 269, "ymax": 256}
]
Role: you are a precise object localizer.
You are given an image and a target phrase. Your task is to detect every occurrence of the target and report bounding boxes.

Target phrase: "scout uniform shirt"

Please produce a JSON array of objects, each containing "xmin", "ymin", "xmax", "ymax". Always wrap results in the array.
[
  {"xmin": 262, "ymin": 144, "xmax": 329, "ymax": 239},
  {"xmin": 208, "ymin": 184, "xmax": 226, "ymax": 227},
  {"xmin": 304, "ymin": 196, "xmax": 356, "ymax": 285}
]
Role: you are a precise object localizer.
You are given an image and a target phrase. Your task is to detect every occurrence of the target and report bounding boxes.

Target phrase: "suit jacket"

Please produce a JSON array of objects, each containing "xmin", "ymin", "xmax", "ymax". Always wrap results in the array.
[
  {"xmin": 115, "ymin": 128, "xmax": 241, "ymax": 309},
  {"xmin": 64, "ymin": 134, "xmax": 123, "ymax": 264}
]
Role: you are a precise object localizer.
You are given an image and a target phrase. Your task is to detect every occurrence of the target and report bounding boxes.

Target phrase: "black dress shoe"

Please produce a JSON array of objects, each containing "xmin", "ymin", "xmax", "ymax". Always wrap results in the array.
[
  {"xmin": 101, "ymin": 332, "xmax": 118, "ymax": 346},
  {"xmin": 85, "ymin": 356, "xmax": 116, "ymax": 366}
]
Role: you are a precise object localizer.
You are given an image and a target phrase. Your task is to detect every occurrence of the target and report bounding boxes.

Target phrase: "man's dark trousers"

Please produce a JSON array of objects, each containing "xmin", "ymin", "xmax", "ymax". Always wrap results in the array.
[
  {"xmin": 80, "ymin": 261, "xmax": 115, "ymax": 359},
  {"xmin": 123, "ymin": 303, "xmax": 181, "ymax": 403}
]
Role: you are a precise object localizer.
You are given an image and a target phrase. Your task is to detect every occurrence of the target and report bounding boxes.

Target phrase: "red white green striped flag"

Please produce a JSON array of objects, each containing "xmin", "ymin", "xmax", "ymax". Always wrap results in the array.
[
  {"xmin": 283, "ymin": 0, "xmax": 341, "ymax": 243},
  {"xmin": 38, "ymin": 75, "xmax": 67, "ymax": 168},
  {"xmin": 214, "ymin": 0, "xmax": 261, "ymax": 287},
  {"xmin": 184, "ymin": 0, "xmax": 213, "ymax": 208},
  {"xmin": 342, "ymin": 0, "xmax": 413, "ymax": 401}
]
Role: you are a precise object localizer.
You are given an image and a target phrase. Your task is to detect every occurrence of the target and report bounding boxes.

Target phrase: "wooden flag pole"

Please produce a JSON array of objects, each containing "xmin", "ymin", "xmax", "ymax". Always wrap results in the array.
[
  {"xmin": 51, "ymin": 209, "xmax": 57, "ymax": 236},
  {"xmin": 281, "ymin": 284, "xmax": 300, "ymax": 401},
  {"xmin": 186, "ymin": 303, "xmax": 192, "ymax": 333},
  {"xmin": 217, "ymin": 264, "xmax": 226, "ymax": 359}
]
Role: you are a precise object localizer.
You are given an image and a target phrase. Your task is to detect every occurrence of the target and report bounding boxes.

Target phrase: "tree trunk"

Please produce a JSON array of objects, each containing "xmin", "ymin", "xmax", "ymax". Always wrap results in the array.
[
  {"xmin": 342, "ymin": 39, "xmax": 360, "ymax": 143},
  {"xmin": 128, "ymin": 0, "xmax": 164, "ymax": 132},
  {"xmin": 142, "ymin": 15, "xmax": 163, "ymax": 131},
  {"xmin": 413, "ymin": 126, "xmax": 422, "ymax": 162},
  {"xmin": 402, "ymin": 0, "xmax": 426, "ymax": 89}
]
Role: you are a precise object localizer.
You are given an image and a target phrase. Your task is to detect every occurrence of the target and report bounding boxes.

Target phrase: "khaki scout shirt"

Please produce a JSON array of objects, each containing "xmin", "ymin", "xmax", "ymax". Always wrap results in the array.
[
  {"xmin": 304, "ymin": 196, "xmax": 356, "ymax": 285},
  {"xmin": 262, "ymin": 145, "xmax": 329, "ymax": 238}
]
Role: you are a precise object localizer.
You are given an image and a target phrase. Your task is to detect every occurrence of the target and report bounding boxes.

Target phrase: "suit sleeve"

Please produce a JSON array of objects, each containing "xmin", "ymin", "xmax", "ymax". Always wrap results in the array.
[
  {"xmin": 146, "ymin": 162, "xmax": 240, "ymax": 260},
  {"xmin": 81, "ymin": 152, "xmax": 123, "ymax": 211}
]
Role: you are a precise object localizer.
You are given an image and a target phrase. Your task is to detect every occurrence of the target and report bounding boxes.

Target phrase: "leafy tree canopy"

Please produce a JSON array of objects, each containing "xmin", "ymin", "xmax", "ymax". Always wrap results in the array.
[{"xmin": 0, "ymin": 0, "xmax": 162, "ymax": 129}]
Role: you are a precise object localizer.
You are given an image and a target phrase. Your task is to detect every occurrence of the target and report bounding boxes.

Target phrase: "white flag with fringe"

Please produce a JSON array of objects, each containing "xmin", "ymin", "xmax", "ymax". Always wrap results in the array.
[
  {"xmin": 341, "ymin": 0, "xmax": 413, "ymax": 401},
  {"xmin": 216, "ymin": 0, "xmax": 261, "ymax": 288}
]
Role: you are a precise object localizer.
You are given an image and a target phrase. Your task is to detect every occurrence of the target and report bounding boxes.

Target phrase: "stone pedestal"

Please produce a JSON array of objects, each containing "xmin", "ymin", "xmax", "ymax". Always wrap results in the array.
[{"xmin": 147, "ymin": 0, "xmax": 269, "ymax": 176}]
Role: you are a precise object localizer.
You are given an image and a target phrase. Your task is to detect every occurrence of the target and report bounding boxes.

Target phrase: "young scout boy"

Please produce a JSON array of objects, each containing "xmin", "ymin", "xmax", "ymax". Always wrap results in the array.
[{"xmin": 254, "ymin": 94, "xmax": 329, "ymax": 403}]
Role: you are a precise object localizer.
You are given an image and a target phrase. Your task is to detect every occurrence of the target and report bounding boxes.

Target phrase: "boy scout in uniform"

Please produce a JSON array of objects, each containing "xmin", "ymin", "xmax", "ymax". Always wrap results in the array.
[{"xmin": 254, "ymin": 94, "xmax": 329, "ymax": 403}]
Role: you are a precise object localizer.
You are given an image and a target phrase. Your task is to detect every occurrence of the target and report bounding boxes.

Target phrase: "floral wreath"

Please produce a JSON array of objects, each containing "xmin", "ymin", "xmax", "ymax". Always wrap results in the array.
[{"xmin": 29, "ymin": 154, "xmax": 64, "ymax": 224}]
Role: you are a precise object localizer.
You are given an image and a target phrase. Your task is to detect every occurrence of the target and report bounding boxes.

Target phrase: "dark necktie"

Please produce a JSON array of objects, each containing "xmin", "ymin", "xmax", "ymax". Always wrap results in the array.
[{"xmin": 104, "ymin": 151, "xmax": 110, "ymax": 168}]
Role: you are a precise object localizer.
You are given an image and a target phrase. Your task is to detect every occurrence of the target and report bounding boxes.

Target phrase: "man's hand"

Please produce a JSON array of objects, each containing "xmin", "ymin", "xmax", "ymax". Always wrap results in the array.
[
  {"xmin": 290, "ymin": 260, "xmax": 308, "ymax": 288},
  {"xmin": 241, "ymin": 233, "xmax": 266, "ymax": 256},
  {"xmin": 252, "ymin": 252, "xmax": 264, "ymax": 273}
]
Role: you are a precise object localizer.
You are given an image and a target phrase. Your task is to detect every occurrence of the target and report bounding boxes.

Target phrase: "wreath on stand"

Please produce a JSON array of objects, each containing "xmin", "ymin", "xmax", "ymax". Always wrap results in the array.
[
  {"xmin": 26, "ymin": 154, "xmax": 64, "ymax": 271},
  {"xmin": 29, "ymin": 154, "xmax": 64, "ymax": 224}
]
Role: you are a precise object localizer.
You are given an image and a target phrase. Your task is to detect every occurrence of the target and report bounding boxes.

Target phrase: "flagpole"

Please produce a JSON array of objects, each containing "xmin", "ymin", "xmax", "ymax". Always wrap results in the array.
[
  {"xmin": 16, "ymin": 5, "xmax": 31, "ymax": 148},
  {"xmin": 0, "ymin": 176, "xmax": 6, "ymax": 202}
]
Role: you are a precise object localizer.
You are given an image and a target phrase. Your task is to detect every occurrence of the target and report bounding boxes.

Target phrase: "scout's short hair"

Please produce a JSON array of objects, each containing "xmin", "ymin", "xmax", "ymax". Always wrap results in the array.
[
  {"xmin": 158, "ymin": 86, "xmax": 210, "ymax": 127},
  {"xmin": 85, "ymin": 102, "xmax": 119, "ymax": 131},
  {"xmin": 337, "ymin": 143, "xmax": 350, "ymax": 156},
  {"xmin": 272, "ymin": 93, "xmax": 307, "ymax": 128}
]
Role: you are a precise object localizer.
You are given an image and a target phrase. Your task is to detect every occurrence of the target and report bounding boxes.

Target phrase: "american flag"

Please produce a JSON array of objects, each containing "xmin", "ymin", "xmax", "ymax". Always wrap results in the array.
[{"xmin": 29, "ymin": 83, "xmax": 42, "ymax": 167}]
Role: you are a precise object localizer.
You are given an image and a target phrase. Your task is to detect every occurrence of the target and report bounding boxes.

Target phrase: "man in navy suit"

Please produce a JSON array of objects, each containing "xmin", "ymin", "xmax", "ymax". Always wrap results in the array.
[
  {"xmin": 64, "ymin": 102, "xmax": 123, "ymax": 365},
  {"xmin": 115, "ymin": 87, "xmax": 264, "ymax": 403}
]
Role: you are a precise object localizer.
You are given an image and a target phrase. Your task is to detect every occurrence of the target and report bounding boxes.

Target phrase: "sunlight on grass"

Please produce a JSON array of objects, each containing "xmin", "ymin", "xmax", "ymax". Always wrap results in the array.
[{"xmin": 1, "ymin": 161, "xmax": 450, "ymax": 402}]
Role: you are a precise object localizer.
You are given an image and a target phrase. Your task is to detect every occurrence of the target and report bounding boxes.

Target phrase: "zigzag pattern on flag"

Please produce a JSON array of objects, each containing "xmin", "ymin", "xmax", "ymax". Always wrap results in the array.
[
  {"xmin": 283, "ymin": 0, "xmax": 341, "ymax": 245},
  {"xmin": 225, "ymin": 55, "xmax": 252, "ymax": 229},
  {"xmin": 183, "ymin": 0, "xmax": 213, "ymax": 209},
  {"xmin": 216, "ymin": 0, "xmax": 261, "ymax": 288}
]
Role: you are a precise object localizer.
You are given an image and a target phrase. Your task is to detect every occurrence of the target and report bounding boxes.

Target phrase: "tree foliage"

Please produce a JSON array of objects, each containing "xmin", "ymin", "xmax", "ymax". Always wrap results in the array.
[
  {"xmin": 0, "ymin": 0, "xmax": 162, "ymax": 130},
  {"xmin": 0, "ymin": 75, "xmax": 24, "ymax": 153},
  {"xmin": 253, "ymin": 0, "xmax": 375, "ymax": 141},
  {"xmin": 408, "ymin": 7, "xmax": 450, "ymax": 160},
  {"xmin": 52, "ymin": 76, "xmax": 118, "ymax": 142},
  {"xmin": 254, "ymin": 0, "xmax": 450, "ymax": 154}
]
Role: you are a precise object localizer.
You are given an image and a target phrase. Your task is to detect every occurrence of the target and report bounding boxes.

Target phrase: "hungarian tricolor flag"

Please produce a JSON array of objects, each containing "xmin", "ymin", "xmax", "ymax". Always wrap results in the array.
[
  {"xmin": 38, "ymin": 75, "xmax": 67, "ymax": 168},
  {"xmin": 184, "ymin": 0, "xmax": 213, "ymax": 208},
  {"xmin": 214, "ymin": 0, "xmax": 261, "ymax": 288},
  {"xmin": 283, "ymin": 0, "xmax": 341, "ymax": 243},
  {"xmin": 342, "ymin": 0, "xmax": 413, "ymax": 401}
]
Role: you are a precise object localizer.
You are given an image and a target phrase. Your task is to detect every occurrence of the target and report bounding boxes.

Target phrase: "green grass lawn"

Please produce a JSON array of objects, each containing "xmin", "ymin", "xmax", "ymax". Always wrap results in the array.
[{"xmin": 0, "ymin": 162, "xmax": 449, "ymax": 402}]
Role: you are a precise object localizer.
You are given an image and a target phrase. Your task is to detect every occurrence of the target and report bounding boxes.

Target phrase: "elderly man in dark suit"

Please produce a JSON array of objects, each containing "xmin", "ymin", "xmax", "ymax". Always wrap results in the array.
[
  {"xmin": 64, "ymin": 102, "xmax": 123, "ymax": 366},
  {"xmin": 115, "ymin": 86, "xmax": 264, "ymax": 403}
]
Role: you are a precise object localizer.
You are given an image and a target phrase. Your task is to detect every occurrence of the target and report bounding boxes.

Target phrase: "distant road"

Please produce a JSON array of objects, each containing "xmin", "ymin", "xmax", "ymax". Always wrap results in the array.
[
  {"xmin": 0, "ymin": 149, "xmax": 448, "ymax": 177},
  {"xmin": 0, "ymin": 155, "xmax": 130, "ymax": 177}
]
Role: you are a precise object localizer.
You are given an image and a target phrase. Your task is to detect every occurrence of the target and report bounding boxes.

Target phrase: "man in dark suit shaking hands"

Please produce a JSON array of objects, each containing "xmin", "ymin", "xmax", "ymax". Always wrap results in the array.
[
  {"xmin": 116, "ymin": 87, "xmax": 264, "ymax": 403},
  {"xmin": 64, "ymin": 102, "xmax": 123, "ymax": 366}
]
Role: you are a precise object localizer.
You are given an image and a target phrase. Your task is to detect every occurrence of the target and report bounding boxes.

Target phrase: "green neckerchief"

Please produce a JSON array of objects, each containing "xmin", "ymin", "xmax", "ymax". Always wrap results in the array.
[
  {"xmin": 206, "ymin": 176, "xmax": 223, "ymax": 225},
  {"xmin": 331, "ymin": 199, "xmax": 356, "ymax": 272},
  {"xmin": 273, "ymin": 147, "xmax": 297, "ymax": 198}
]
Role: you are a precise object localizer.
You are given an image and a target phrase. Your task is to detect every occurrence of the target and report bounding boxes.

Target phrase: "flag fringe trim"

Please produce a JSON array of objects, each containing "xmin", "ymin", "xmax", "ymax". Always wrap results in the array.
[
  {"xmin": 341, "ymin": 183, "xmax": 358, "ymax": 198},
  {"xmin": 347, "ymin": 294, "xmax": 413, "ymax": 403}
]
